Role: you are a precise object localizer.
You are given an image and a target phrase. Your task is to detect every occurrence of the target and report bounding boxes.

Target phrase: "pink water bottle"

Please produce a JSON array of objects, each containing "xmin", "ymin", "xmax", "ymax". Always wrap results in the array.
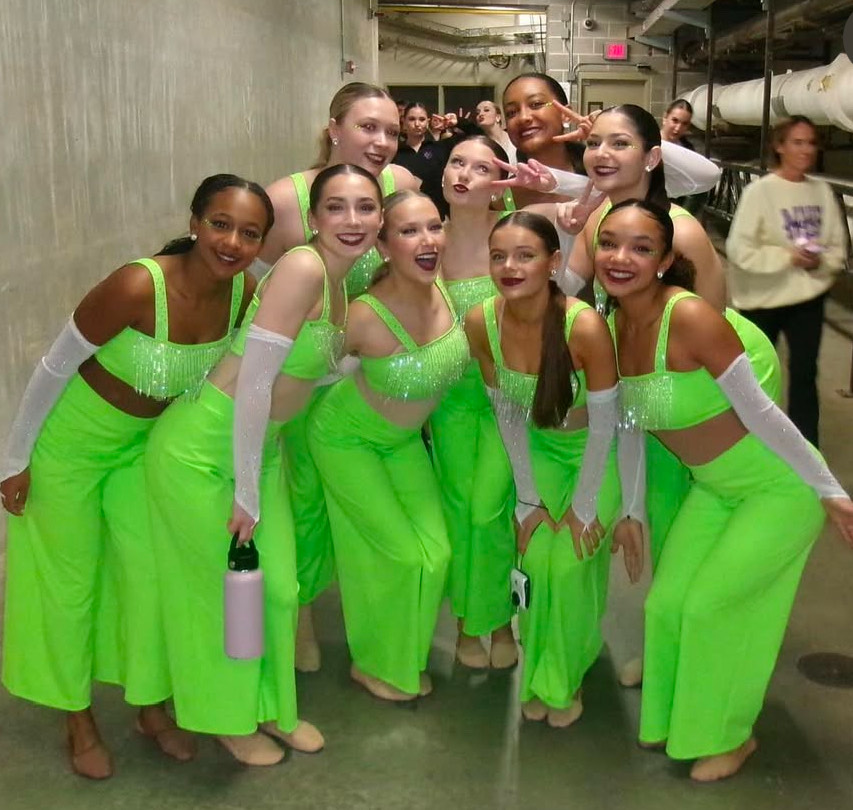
[{"xmin": 224, "ymin": 534, "xmax": 264, "ymax": 660}]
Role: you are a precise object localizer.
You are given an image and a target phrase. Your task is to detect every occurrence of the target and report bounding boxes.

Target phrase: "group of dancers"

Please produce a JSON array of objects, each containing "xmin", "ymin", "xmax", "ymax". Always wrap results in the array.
[{"xmin": 3, "ymin": 74, "xmax": 853, "ymax": 786}]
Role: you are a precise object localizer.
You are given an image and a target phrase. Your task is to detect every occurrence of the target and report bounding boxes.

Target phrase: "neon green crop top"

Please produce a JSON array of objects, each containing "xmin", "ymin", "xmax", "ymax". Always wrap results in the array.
[
  {"xmin": 357, "ymin": 280, "xmax": 469, "ymax": 401},
  {"xmin": 609, "ymin": 291, "xmax": 730, "ymax": 431},
  {"xmin": 231, "ymin": 245, "xmax": 345, "ymax": 381},
  {"xmin": 95, "ymin": 258, "xmax": 244, "ymax": 400},
  {"xmin": 592, "ymin": 200, "xmax": 692, "ymax": 313},
  {"xmin": 483, "ymin": 296, "xmax": 588, "ymax": 418},
  {"xmin": 291, "ymin": 167, "xmax": 395, "ymax": 299}
]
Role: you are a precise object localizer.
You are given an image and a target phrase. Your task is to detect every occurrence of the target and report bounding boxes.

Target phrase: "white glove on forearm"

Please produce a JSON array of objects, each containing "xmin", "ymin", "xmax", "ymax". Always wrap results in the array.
[
  {"xmin": 2, "ymin": 317, "xmax": 99, "ymax": 479},
  {"xmin": 233, "ymin": 324, "xmax": 293, "ymax": 521},
  {"xmin": 571, "ymin": 385, "xmax": 617, "ymax": 527},
  {"xmin": 716, "ymin": 353, "xmax": 846, "ymax": 499},
  {"xmin": 617, "ymin": 426, "xmax": 648, "ymax": 525}
]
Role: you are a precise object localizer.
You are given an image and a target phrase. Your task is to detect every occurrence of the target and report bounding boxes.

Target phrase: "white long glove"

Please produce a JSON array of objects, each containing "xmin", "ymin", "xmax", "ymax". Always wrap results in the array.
[
  {"xmin": 233, "ymin": 324, "xmax": 293, "ymax": 522},
  {"xmin": 548, "ymin": 140, "xmax": 721, "ymax": 200},
  {"xmin": 716, "ymin": 354, "xmax": 847, "ymax": 500},
  {"xmin": 487, "ymin": 387, "xmax": 539, "ymax": 523},
  {"xmin": 571, "ymin": 385, "xmax": 617, "ymax": 527},
  {"xmin": 617, "ymin": 426, "xmax": 648, "ymax": 526},
  {"xmin": 2, "ymin": 317, "xmax": 99, "ymax": 480}
]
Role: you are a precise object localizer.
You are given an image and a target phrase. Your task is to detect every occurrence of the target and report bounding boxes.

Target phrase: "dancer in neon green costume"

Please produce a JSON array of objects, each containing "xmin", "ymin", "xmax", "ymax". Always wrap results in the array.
[
  {"xmin": 144, "ymin": 165, "xmax": 382, "ymax": 767},
  {"xmin": 467, "ymin": 211, "xmax": 628, "ymax": 727},
  {"xmin": 0, "ymin": 174, "xmax": 269, "ymax": 779},
  {"xmin": 598, "ymin": 199, "xmax": 853, "ymax": 782},
  {"xmin": 260, "ymin": 84, "xmax": 419, "ymax": 668},
  {"xmin": 309, "ymin": 191, "xmax": 469, "ymax": 701},
  {"xmin": 428, "ymin": 136, "xmax": 520, "ymax": 669}
]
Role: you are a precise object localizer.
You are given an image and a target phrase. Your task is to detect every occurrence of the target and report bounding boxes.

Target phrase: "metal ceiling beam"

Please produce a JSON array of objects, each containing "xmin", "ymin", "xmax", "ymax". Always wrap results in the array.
[
  {"xmin": 380, "ymin": 13, "xmax": 542, "ymax": 39},
  {"xmin": 379, "ymin": 32, "xmax": 537, "ymax": 59}
]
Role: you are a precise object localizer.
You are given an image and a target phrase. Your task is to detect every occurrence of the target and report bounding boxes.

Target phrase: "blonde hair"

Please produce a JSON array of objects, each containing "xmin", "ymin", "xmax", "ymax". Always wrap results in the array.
[{"xmin": 313, "ymin": 82, "xmax": 394, "ymax": 168}]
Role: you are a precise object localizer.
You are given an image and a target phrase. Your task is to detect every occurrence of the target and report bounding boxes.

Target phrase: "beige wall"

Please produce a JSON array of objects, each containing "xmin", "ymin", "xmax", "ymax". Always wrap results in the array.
[{"xmin": 0, "ymin": 0, "xmax": 377, "ymax": 436}]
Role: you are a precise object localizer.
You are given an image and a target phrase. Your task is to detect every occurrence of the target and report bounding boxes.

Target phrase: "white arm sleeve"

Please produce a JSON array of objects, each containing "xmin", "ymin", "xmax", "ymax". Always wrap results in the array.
[
  {"xmin": 233, "ymin": 324, "xmax": 293, "ymax": 521},
  {"xmin": 248, "ymin": 257, "xmax": 272, "ymax": 281},
  {"xmin": 2, "ymin": 317, "xmax": 99, "ymax": 479},
  {"xmin": 487, "ymin": 387, "xmax": 539, "ymax": 523},
  {"xmin": 717, "ymin": 353, "xmax": 847, "ymax": 499},
  {"xmin": 571, "ymin": 385, "xmax": 617, "ymax": 527},
  {"xmin": 617, "ymin": 426, "xmax": 648, "ymax": 525},
  {"xmin": 547, "ymin": 168, "xmax": 591, "ymax": 199},
  {"xmin": 660, "ymin": 141, "xmax": 721, "ymax": 197}
]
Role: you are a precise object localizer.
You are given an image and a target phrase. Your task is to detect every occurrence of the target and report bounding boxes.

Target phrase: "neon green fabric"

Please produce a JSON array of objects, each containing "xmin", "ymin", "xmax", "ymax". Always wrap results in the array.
[
  {"xmin": 444, "ymin": 275, "xmax": 497, "ymax": 320},
  {"xmin": 281, "ymin": 387, "xmax": 336, "ymax": 605},
  {"xmin": 2, "ymin": 375, "xmax": 166, "ymax": 709},
  {"xmin": 484, "ymin": 296, "xmax": 589, "ymax": 414},
  {"xmin": 292, "ymin": 167, "xmax": 395, "ymax": 298},
  {"xmin": 96, "ymin": 258, "xmax": 244, "ymax": 398},
  {"xmin": 145, "ymin": 382, "xmax": 298, "ymax": 734},
  {"xmin": 519, "ymin": 428, "xmax": 620, "ymax": 708},
  {"xmin": 431, "ymin": 361, "xmax": 516, "ymax": 635},
  {"xmin": 357, "ymin": 282, "xmax": 469, "ymax": 400},
  {"xmin": 641, "ymin": 434, "xmax": 824, "ymax": 758},
  {"xmin": 308, "ymin": 376, "xmax": 451, "ymax": 694},
  {"xmin": 231, "ymin": 246, "xmax": 345, "ymax": 380}
]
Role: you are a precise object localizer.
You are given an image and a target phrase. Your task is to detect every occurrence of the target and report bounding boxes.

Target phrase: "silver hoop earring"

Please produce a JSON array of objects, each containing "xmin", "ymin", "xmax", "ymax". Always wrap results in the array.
[{"xmin": 190, "ymin": 233, "xmax": 197, "ymax": 241}]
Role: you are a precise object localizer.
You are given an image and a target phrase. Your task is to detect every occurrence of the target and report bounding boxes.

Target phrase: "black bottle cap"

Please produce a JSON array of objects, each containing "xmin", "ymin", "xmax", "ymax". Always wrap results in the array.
[{"xmin": 228, "ymin": 534, "xmax": 259, "ymax": 571}]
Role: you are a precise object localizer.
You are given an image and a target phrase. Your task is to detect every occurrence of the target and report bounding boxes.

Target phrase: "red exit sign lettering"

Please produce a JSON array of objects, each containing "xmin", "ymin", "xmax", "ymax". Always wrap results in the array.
[{"xmin": 604, "ymin": 41, "xmax": 628, "ymax": 61}]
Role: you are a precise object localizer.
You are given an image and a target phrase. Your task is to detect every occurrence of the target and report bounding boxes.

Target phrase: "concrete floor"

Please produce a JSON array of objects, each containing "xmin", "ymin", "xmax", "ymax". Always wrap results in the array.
[{"xmin": 1, "ymin": 323, "xmax": 853, "ymax": 810}]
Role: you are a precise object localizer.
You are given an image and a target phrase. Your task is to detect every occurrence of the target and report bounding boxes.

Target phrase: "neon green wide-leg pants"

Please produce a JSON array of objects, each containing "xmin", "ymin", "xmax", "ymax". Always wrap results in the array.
[
  {"xmin": 281, "ymin": 386, "xmax": 335, "ymax": 605},
  {"xmin": 308, "ymin": 377, "xmax": 451, "ymax": 696},
  {"xmin": 145, "ymin": 382, "xmax": 298, "ymax": 735},
  {"xmin": 518, "ymin": 427, "xmax": 621, "ymax": 709},
  {"xmin": 2, "ymin": 375, "xmax": 170, "ymax": 709},
  {"xmin": 645, "ymin": 310, "xmax": 783, "ymax": 568},
  {"xmin": 640, "ymin": 434, "xmax": 824, "ymax": 759},
  {"xmin": 431, "ymin": 362, "xmax": 516, "ymax": 636}
]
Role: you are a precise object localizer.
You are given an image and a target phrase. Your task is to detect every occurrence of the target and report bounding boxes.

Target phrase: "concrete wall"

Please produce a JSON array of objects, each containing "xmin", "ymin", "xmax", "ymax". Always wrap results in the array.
[
  {"xmin": 0, "ymin": 0, "xmax": 377, "ymax": 436},
  {"xmin": 546, "ymin": 1, "xmax": 677, "ymax": 121}
]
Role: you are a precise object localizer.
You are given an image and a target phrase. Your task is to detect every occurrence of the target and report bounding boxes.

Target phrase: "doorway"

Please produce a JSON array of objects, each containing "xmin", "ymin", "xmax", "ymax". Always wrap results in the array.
[{"xmin": 578, "ymin": 74, "xmax": 650, "ymax": 116}]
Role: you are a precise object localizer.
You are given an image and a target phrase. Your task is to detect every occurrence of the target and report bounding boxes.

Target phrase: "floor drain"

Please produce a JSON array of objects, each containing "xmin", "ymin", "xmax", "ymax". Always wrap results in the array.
[{"xmin": 797, "ymin": 653, "xmax": 853, "ymax": 688}]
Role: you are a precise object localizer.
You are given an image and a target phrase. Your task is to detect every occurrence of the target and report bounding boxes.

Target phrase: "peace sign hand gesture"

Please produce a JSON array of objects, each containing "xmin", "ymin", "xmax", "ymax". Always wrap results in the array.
[
  {"xmin": 555, "ymin": 180, "xmax": 607, "ymax": 235},
  {"xmin": 551, "ymin": 100, "xmax": 595, "ymax": 143},
  {"xmin": 489, "ymin": 158, "xmax": 557, "ymax": 192}
]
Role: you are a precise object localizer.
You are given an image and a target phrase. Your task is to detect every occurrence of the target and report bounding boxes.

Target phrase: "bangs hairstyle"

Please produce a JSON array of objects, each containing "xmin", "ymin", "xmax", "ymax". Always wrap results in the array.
[
  {"xmin": 314, "ymin": 82, "xmax": 395, "ymax": 168},
  {"xmin": 597, "ymin": 199, "xmax": 696, "ymax": 301},
  {"xmin": 309, "ymin": 163, "xmax": 383, "ymax": 213},
  {"xmin": 490, "ymin": 211, "xmax": 578, "ymax": 429}
]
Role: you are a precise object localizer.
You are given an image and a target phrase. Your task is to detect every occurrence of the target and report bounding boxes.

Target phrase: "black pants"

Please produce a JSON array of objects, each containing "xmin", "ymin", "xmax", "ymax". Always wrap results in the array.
[{"xmin": 740, "ymin": 293, "xmax": 826, "ymax": 447}]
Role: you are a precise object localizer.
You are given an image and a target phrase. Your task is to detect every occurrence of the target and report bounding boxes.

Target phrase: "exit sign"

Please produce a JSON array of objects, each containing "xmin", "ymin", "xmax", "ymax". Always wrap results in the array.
[{"xmin": 604, "ymin": 41, "xmax": 628, "ymax": 61}]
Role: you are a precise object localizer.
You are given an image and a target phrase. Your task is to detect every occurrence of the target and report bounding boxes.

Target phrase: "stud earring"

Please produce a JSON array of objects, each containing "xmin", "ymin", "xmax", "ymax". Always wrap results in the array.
[
  {"xmin": 331, "ymin": 137, "xmax": 339, "ymax": 146},
  {"xmin": 490, "ymin": 193, "xmax": 498, "ymax": 202},
  {"xmin": 645, "ymin": 165, "xmax": 653, "ymax": 173},
  {"xmin": 656, "ymin": 270, "xmax": 664, "ymax": 279},
  {"xmin": 311, "ymin": 228, "xmax": 319, "ymax": 236},
  {"xmin": 190, "ymin": 233, "xmax": 197, "ymax": 241}
]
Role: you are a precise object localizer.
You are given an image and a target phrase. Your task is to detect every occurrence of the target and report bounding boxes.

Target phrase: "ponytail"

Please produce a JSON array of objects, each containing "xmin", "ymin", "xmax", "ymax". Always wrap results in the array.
[{"xmin": 531, "ymin": 280, "xmax": 578, "ymax": 429}]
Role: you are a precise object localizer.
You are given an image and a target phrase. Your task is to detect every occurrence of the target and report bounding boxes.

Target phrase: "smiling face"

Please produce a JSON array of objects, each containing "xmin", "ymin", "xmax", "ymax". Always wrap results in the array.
[
  {"xmin": 328, "ymin": 96, "xmax": 401, "ymax": 175},
  {"xmin": 489, "ymin": 223, "xmax": 559, "ymax": 300},
  {"xmin": 308, "ymin": 173, "xmax": 383, "ymax": 261},
  {"xmin": 476, "ymin": 101, "xmax": 501, "ymax": 129},
  {"xmin": 502, "ymin": 77, "xmax": 564, "ymax": 155},
  {"xmin": 442, "ymin": 140, "xmax": 501, "ymax": 209},
  {"xmin": 584, "ymin": 112, "xmax": 659, "ymax": 195},
  {"xmin": 593, "ymin": 206, "xmax": 673, "ymax": 299},
  {"xmin": 379, "ymin": 196, "xmax": 445, "ymax": 285},
  {"xmin": 775, "ymin": 121, "xmax": 818, "ymax": 175},
  {"xmin": 661, "ymin": 106, "xmax": 692, "ymax": 142},
  {"xmin": 191, "ymin": 188, "xmax": 269, "ymax": 278}
]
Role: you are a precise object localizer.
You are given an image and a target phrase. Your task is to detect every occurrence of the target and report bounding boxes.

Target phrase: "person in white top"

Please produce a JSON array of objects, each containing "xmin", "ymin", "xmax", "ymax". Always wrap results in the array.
[
  {"xmin": 474, "ymin": 100, "xmax": 517, "ymax": 165},
  {"xmin": 726, "ymin": 116, "xmax": 847, "ymax": 446}
]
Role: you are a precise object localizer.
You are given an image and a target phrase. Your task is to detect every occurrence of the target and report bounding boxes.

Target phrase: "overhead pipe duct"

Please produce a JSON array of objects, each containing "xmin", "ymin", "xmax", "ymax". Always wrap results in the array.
[{"xmin": 683, "ymin": 54, "xmax": 853, "ymax": 133}]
